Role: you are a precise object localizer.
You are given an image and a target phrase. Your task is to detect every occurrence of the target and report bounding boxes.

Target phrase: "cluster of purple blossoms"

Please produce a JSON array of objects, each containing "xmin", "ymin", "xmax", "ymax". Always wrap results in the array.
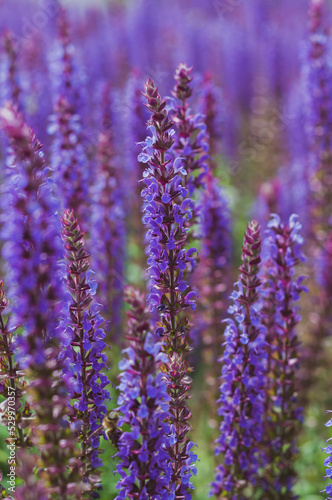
[
  {"xmin": 49, "ymin": 7, "xmax": 87, "ymax": 110},
  {"xmin": 305, "ymin": 0, "xmax": 332, "ymax": 242},
  {"xmin": 0, "ymin": 104, "xmax": 83, "ymax": 497},
  {"xmin": 198, "ymin": 72, "xmax": 224, "ymax": 162},
  {"xmin": 304, "ymin": 6, "xmax": 332, "ymax": 489},
  {"xmin": 1, "ymin": 31, "xmax": 21, "ymax": 108},
  {"xmin": 90, "ymin": 84, "xmax": 126, "ymax": 341},
  {"xmin": 323, "ymin": 409, "xmax": 332, "ymax": 499},
  {"xmin": 48, "ymin": 9, "xmax": 89, "ymax": 225},
  {"xmin": 169, "ymin": 63, "xmax": 209, "ymax": 205},
  {"xmin": 260, "ymin": 213, "xmax": 307, "ymax": 497},
  {"xmin": 61, "ymin": 209, "xmax": 110, "ymax": 490},
  {"xmin": 139, "ymin": 77, "xmax": 198, "ymax": 498},
  {"xmin": 139, "ymin": 78, "xmax": 197, "ymax": 318},
  {"xmin": 0, "ymin": 103, "xmax": 64, "ymax": 363},
  {"xmin": 48, "ymin": 96, "xmax": 89, "ymax": 224},
  {"xmin": 116, "ymin": 286, "xmax": 173, "ymax": 500},
  {"xmin": 0, "ymin": 279, "xmax": 32, "ymax": 449},
  {"xmin": 212, "ymin": 219, "xmax": 267, "ymax": 498}
]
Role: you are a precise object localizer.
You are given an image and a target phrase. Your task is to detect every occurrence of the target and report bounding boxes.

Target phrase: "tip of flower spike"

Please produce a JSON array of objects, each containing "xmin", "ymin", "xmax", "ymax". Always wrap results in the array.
[
  {"xmin": 0, "ymin": 103, "xmax": 34, "ymax": 154},
  {"xmin": 173, "ymin": 62, "xmax": 193, "ymax": 100}
]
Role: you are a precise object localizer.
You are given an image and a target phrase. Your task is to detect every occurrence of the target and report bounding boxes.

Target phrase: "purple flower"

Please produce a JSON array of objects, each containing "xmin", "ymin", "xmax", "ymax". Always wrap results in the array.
[
  {"xmin": 304, "ymin": 0, "xmax": 332, "ymax": 246},
  {"xmin": 260, "ymin": 213, "xmax": 307, "ymax": 496},
  {"xmin": 169, "ymin": 63, "xmax": 209, "ymax": 202},
  {"xmin": 0, "ymin": 103, "xmax": 83, "ymax": 497},
  {"xmin": 0, "ymin": 279, "xmax": 32, "ymax": 448},
  {"xmin": 61, "ymin": 209, "xmax": 110, "ymax": 488},
  {"xmin": 48, "ymin": 8, "xmax": 89, "ymax": 226},
  {"xmin": 1, "ymin": 31, "xmax": 21, "ymax": 107},
  {"xmin": 212, "ymin": 219, "xmax": 267, "ymax": 498},
  {"xmin": 198, "ymin": 71, "xmax": 225, "ymax": 160},
  {"xmin": 116, "ymin": 286, "xmax": 173, "ymax": 499},
  {"xmin": 48, "ymin": 95, "xmax": 89, "ymax": 226},
  {"xmin": 323, "ymin": 409, "xmax": 332, "ymax": 499},
  {"xmin": 140, "ymin": 78, "xmax": 197, "ymax": 498}
]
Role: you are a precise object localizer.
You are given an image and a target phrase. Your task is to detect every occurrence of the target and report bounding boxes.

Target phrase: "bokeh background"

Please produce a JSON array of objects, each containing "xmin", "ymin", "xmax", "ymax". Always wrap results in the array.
[{"xmin": 0, "ymin": 0, "xmax": 331, "ymax": 498}]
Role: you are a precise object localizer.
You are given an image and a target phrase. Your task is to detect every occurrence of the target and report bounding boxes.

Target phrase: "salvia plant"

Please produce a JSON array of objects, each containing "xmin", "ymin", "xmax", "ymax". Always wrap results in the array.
[
  {"xmin": 140, "ymin": 77, "xmax": 198, "ymax": 499},
  {"xmin": 0, "ymin": 103, "xmax": 83, "ymax": 498},
  {"xmin": 61, "ymin": 209, "xmax": 110, "ymax": 491},
  {"xmin": 116, "ymin": 286, "xmax": 172, "ymax": 499},
  {"xmin": 212, "ymin": 219, "xmax": 267, "ymax": 499},
  {"xmin": 259, "ymin": 214, "xmax": 307, "ymax": 498},
  {"xmin": 0, "ymin": 1, "xmax": 331, "ymax": 499}
]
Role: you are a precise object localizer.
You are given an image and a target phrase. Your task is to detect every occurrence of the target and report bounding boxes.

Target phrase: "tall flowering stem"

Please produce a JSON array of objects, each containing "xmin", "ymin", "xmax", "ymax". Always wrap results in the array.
[
  {"xmin": 199, "ymin": 72, "xmax": 224, "ymax": 161},
  {"xmin": 306, "ymin": 0, "xmax": 332, "ymax": 237},
  {"xmin": 140, "ymin": 78, "xmax": 198, "ymax": 498},
  {"xmin": 260, "ymin": 214, "xmax": 306, "ymax": 498},
  {"xmin": 0, "ymin": 280, "xmax": 31, "ymax": 448},
  {"xmin": 52, "ymin": 7, "xmax": 85, "ymax": 109},
  {"xmin": 90, "ymin": 84, "xmax": 125, "ymax": 341},
  {"xmin": 48, "ymin": 8, "xmax": 89, "ymax": 225},
  {"xmin": 170, "ymin": 63, "xmax": 209, "ymax": 215},
  {"xmin": 212, "ymin": 219, "xmax": 266, "ymax": 498},
  {"xmin": 48, "ymin": 95, "xmax": 89, "ymax": 224},
  {"xmin": 300, "ymin": 0, "xmax": 332, "ymax": 410},
  {"xmin": 2, "ymin": 31, "xmax": 21, "ymax": 107},
  {"xmin": 116, "ymin": 286, "xmax": 173, "ymax": 499},
  {"xmin": 0, "ymin": 104, "xmax": 82, "ymax": 498},
  {"xmin": 61, "ymin": 209, "xmax": 110, "ymax": 491}
]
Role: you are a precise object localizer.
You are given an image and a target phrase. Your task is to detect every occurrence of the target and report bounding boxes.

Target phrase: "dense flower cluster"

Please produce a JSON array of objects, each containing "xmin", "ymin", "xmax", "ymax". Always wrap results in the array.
[
  {"xmin": 139, "ymin": 78, "xmax": 197, "ymax": 328},
  {"xmin": 61, "ymin": 209, "xmax": 110, "ymax": 489},
  {"xmin": 48, "ymin": 9, "xmax": 89, "ymax": 225},
  {"xmin": 303, "ymin": 0, "xmax": 332, "ymax": 253},
  {"xmin": 198, "ymin": 72, "xmax": 224, "ymax": 160},
  {"xmin": 1, "ymin": 31, "xmax": 21, "ymax": 107},
  {"xmin": 0, "ymin": 103, "xmax": 64, "ymax": 362},
  {"xmin": 260, "ymin": 214, "xmax": 307, "ymax": 497},
  {"xmin": 0, "ymin": 279, "xmax": 31, "ymax": 449},
  {"xmin": 169, "ymin": 63, "xmax": 209, "ymax": 211},
  {"xmin": 48, "ymin": 96, "xmax": 89, "ymax": 224},
  {"xmin": 140, "ymin": 78, "xmax": 198, "ymax": 498},
  {"xmin": 212, "ymin": 219, "xmax": 267, "ymax": 498},
  {"xmin": 0, "ymin": 104, "xmax": 82, "ymax": 498},
  {"xmin": 116, "ymin": 286, "xmax": 173, "ymax": 499}
]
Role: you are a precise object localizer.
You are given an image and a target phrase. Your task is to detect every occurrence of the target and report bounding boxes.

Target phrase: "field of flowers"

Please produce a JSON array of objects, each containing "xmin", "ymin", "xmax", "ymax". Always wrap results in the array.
[{"xmin": 0, "ymin": 0, "xmax": 332, "ymax": 498}]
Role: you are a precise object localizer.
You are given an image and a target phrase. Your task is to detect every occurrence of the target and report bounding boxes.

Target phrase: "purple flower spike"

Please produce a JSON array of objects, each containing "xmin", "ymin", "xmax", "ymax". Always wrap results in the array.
[
  {"xmin": 116, "ymin": 287, "xmax": 173, "ymax": 499},
  {"xmin": 0, "ymin": 279, "xmax": 32, "ymax": 448},
  {"xmin": 48, "ymin": 95, "xmax": 89, "ymax": 225},
  {"xmin": 61, "ymin": 209, "xmax": 110, "ymax": 490},
  {"xmin": 260, "ymin": 213, "xmax": 307, "ymax": 496},
  {"xmin": 306, "ymin": 0, "xmax": 332, "ymax": 238},
  {"xmin": 199, "ymin": 72, "xmax": 224, "ymax": 160},
  {"xmin": 2, "ymin": 31, "xmax": 21, "ymax": 107},
  {"xmin": 140, "ymin": 78, "xmax": 197, "ymax": 337},
  {"xmin": 0, "ymin": 104, "xmax": 83, "ymax": 497},
  {"xmin": 170, "ymin": 63, "xmax": 209, "ymax": 205},
  {"xmin": 212, "ymin": 219, "xmax": 267, "ymax": 498},
  {"xmin": 140, "ymin": 78, "xmax": 197, "ymax": 498},
  {"xmin": 48, "ymin": 7, "xmax": 89, "ymax": 226}
]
